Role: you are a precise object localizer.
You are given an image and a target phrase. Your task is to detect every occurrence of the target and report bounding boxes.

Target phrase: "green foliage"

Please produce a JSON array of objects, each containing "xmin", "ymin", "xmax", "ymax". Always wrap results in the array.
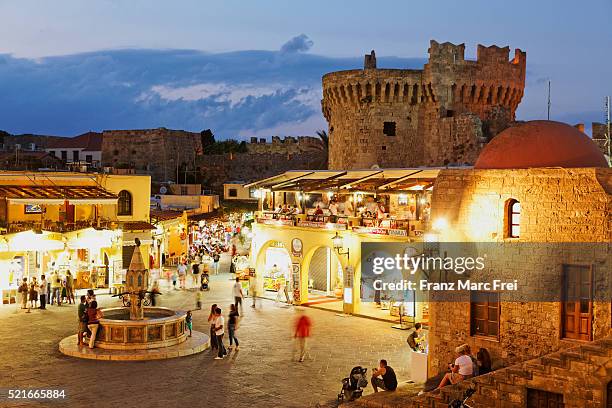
[{"xmin": 204, "ymin": 139, "xmax": 248, "ymax": 154}]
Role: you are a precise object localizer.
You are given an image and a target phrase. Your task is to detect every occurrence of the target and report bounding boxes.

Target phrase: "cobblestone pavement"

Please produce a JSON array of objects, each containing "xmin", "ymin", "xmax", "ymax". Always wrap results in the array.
[{"xmin": 0, "ymin": 256, "xmax": 414, "ymax": 408}]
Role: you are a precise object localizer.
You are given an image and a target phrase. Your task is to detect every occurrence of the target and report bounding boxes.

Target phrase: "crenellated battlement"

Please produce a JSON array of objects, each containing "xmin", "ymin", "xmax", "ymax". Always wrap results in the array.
[{"xmin": 321, "ymin": 40, "xmax": 527, "ymax": 170}]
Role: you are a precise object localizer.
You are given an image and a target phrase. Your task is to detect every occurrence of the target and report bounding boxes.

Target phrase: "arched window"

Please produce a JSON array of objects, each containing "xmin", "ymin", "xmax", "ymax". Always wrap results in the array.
[
  {"xmin": 117, "ymin": 190, "xmax": 132, "ymax": 216},
  {"xmin": 507, "ymin": 199, "xmax": 520, "ymax": 238}
]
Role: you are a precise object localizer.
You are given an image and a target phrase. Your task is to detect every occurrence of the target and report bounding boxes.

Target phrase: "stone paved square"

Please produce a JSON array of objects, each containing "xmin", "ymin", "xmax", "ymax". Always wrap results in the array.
[{"xmin": 0, "ymin": 272, "xmax": 414, "ymax": 408}]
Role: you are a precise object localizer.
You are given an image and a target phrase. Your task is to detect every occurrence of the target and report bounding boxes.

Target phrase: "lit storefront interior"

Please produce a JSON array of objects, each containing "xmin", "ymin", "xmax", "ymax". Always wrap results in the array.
[
  {"xmin": 0, "ymin": 172, "xmax": 151, "ymax": 305},
  {"xmin": 246, "ymin": 168, "xmax": 440, "ymax": 322}
]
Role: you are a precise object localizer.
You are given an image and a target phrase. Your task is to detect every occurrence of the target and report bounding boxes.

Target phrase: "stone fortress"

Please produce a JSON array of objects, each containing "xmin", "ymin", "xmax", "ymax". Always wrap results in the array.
[{"xmin": 322, "ymin": 40, "xmax": 526, "ymax": 169}]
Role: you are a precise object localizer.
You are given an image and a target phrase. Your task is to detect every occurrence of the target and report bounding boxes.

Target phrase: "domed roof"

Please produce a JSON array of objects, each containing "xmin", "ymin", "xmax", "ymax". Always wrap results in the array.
[{"xmin": 475, "ymin": 120, "xmax": 609, "ymax": 169}]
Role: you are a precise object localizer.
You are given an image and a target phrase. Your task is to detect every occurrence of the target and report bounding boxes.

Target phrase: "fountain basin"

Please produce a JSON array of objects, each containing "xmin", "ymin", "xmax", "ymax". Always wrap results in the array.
[{"xmin": 94, "ymin": 307, "xmax": 188, "ymax": 350}]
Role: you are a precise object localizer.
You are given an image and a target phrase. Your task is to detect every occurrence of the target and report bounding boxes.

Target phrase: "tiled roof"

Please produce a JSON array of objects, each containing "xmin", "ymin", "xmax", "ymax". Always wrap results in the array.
[
  {"xmin": 46, "ymin": 132, "xmax": 103, "ymax": 151},
  {"xmin": 121, "ymin": 221, "xmax": 157, "ymax": 231},
  {"xmin": 150, "ymin": 209, "xmax": 183, "ymax": 222},
  {"xmin": 187, "ymin": 209, "xmax": 224, "ymax": 222},
  {"xmin": 0, "ymin": 185, "xmax": 117, "ymax": 200}
]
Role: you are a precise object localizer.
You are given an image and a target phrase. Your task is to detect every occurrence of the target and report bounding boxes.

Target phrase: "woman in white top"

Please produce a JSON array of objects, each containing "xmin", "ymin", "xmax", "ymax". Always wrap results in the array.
[{"xmin": 436, "ymin": 344, "xmax": 474, "ymax": 389}]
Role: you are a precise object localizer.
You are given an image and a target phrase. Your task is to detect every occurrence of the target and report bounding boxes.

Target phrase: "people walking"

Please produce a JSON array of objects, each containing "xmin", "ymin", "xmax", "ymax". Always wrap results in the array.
[
  {"xmin": 86, "ymin": 300, "xmax": 103, "ymax": 349},
  {"xmin": 177, "ymin": 262, "xmax": 187, "ymax": 289},
  {"xmin": 65, "ymin": 271, "xmax": 75, "ymax": 304},
  {"xmin": 208, "ymin": 304, "xmax": 219, "ymax": 351},
  {"xmin": 250, "ymin": 274, "xmax": 260, "ymax": 309},
  {"xmin": 186, "ymin": 311, "xmax": 193, "ymax": 337},
  {"xmin": 213, "ymin": 253, "xmax": 220, "ymax": 274},
  {"xmin": 50, "ymin": 272, "xmax": 61, "ymax": 306},
  {"xmin": 77, "ymin": 295, "xmax": 88, "ymax": 346},
  {"xmin": 233, "ymin": 277, "xmax": 244, "ymax": 314},
  {"xmin": 228, "ymin": 304, "xmax": 240, "ymax": 351},
  {"xmin": 18, "ymin": 278, "xmax": 28, "ymax": 309},
  {"xmin": 213, "ymin": 307, "xmax": 227, "ymax": 359},
  {"xmin": 29, "ymin": 277, "xmax": 38, "ymax": 309},
  {"xmin": 38, "ymin": 275, "xmax": 47, "ymax": 309},
  {"xmin": 294, "ymin": 309, "xmax": 312, "ymax": 362}
]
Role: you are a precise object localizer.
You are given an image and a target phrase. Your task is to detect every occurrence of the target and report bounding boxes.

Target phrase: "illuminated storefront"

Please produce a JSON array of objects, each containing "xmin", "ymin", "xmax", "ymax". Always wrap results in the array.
[
  {"xmin": 247, "ymin": 169, "xmax": 438, "ymax": 321},
  {"xmin": 0, "ymin": 171, "xmax": 152, "ymax": 305}
]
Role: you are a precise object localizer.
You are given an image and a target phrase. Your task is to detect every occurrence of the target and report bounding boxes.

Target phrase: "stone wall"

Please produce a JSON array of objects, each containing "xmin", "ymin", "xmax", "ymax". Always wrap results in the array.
[
  {"xmin": 101, "ymin": 128, "xmax": 203, "ymax": 182},
  {"xmin": 351, "ymin": 337, "xmax": 612, "ymax": 407},
  {"xmin": 322, "ymin": 40, "xmax": 526, "ymax": 169},
  {"xmin": 197, "ymin": 151, "xmax": 327, "ymax": 193},
  {"xmin": 426, "ymin": 168, "xmax": 612, "ymax": 376},
  {"xmin": 247, "ymin": 136, "xmax": 325, "ymax": 155}
]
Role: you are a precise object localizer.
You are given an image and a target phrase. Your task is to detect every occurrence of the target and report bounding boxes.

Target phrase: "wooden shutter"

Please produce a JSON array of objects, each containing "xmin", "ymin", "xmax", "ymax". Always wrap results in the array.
[{"xmin": 562, "ymin": 264, "xmax": 592, "ymax": 341}]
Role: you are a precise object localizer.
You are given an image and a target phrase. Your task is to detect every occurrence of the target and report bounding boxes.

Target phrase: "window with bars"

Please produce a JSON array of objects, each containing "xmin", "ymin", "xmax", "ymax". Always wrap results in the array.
[
  {"xmin": 526, "ymin": 388, "xmax": 564, "ymax": 408},
  {"xmin": 117, "ymin": 190, "xmax": 133, "ymax": 216},
  {"xmin": 470, "ymin": 291, "xmax": 500, "ymax": 338},
  {"xmin": 507, "ymin": 199, "xmax": 520, "ymax": 238}
]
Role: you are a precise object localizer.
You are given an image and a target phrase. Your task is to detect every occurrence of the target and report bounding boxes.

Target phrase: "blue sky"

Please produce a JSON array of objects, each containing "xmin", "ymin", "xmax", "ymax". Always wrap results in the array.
[{"xmin": 0, "ymin": 0, "xmax": 610, "ymax": 138}]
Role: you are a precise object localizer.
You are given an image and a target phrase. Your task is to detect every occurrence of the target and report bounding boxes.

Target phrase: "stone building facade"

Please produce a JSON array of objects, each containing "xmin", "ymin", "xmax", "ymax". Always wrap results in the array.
[
  {"xmin": 321, "ymin": 40, "xmax": 526, "ymax": 169},
  {"xmin": 428, "ymin": 167, "xmax": 611, "ymax": 376},
  {"xmin": 101, "ymin": 128, "xmax": 203, "ymax": 182}
]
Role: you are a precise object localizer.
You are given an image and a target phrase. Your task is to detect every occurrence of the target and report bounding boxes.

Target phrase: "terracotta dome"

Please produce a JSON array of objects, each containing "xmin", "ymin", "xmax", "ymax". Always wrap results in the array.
[{"xmin": 474, "ymin": 120, "xmax": 609, "ymax": 169}]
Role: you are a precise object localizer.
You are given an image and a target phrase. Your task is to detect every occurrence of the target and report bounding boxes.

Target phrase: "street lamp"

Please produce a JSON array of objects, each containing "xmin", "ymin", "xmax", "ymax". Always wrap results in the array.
[{"xmin": 331, "ymin": 232, "xmax": 349, "ymax": 261}]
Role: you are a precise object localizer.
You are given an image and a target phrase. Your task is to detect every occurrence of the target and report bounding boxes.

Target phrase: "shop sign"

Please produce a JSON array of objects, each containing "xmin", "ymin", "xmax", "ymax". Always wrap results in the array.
[
  {"xmin": 291, "ymin": 238, "xmax": 303, "ymax": 257},
  {"xmin": 292, "ymin": 263, "xmax": 301, "ymax": 304},
  {"xmin": 352, "ymin": 227, "xmax": 407, "ymax": 237},
  {"xmin": 296, "ymin": 220, "xmax": 347, "ymax": 230},
  {"xmin": 257, "ymin": 218, "xmax": 294, "ymax": 226}
]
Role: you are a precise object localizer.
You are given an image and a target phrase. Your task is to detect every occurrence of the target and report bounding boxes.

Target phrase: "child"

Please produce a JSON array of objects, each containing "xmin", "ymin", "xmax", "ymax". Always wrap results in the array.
[
  {"xmin": 186, "ymin": 310, "xmax": 193, "ymax": 337},
  {"xmin": 195, "ymin": 291, "xmax": 202, "ymax": 310}
]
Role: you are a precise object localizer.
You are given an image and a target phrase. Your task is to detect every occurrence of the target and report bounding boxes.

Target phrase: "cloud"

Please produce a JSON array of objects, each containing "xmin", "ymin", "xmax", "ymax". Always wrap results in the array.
[
  {"xmin": 0, "ymin": 45, "xmax": 425, "ymax": 139},
  {"xmin": 280, "ymin": 34, "xmax": 314, "ymax": 54}
]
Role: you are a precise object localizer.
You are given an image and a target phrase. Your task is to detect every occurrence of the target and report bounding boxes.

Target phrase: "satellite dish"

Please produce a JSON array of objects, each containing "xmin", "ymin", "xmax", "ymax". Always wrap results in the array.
[{"xmin": 159, "ymin": 186, "xmax": 168, "ymax": 195}]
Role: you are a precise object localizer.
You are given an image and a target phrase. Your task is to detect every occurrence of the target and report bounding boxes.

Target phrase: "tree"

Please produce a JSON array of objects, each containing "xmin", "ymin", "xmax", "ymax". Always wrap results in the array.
[
  {"xmin": 316, "ymin": 129, "xmax": 328, "ymax": 149},
  {"xmin": 200, "ymin": 129, "xmax": 216, "ymax": 151}
]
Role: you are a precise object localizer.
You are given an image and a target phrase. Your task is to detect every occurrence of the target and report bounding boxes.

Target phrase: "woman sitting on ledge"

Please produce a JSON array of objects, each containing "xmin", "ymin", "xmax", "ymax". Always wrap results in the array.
[{"xmin": 436, "ymin": 344, "xmax": 474, "ymax": 389}]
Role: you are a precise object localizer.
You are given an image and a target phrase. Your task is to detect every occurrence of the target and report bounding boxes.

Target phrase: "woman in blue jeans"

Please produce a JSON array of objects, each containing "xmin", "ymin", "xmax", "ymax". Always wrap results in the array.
[{"xmin": 228, "ymin": 303, "xmax": 240, "ymax": 350}]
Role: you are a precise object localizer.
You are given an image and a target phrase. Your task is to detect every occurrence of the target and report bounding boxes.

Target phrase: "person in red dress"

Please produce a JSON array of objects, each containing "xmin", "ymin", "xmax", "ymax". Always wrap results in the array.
[{"xmin": 294, "ymin": 309, "xmax": 312, "ymax": 362}]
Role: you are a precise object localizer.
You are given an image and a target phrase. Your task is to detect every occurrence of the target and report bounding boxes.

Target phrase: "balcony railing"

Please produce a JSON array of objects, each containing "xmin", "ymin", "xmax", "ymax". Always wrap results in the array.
[
  {"xmin": 2, "ymin": 219, "xmax": 116, "ymax": 234},
  {"xmin": 255, "ymin": 211, "xmax": 429, "ymax": 237}
]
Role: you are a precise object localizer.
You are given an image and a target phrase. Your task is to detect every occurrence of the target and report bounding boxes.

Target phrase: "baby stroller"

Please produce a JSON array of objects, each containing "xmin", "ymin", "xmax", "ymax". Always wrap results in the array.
[
  {"xmin": 200, "ymin": 272, "xmax": 210, "ymax": 291},
  {"xmin": 338, "ymin": 366, "xmax": 368, "ymax": 402}
]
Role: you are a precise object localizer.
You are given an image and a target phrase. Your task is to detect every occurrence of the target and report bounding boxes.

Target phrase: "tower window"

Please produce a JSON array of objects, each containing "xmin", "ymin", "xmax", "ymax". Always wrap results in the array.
[
  {"xmin": 382, "ymin": 146, "xmax": 386, "ymax": 151},
  {"xmin": 383, "ymin": 122, "xmax": 396, "ymax": 136},
  {"xmin": 506, "ymin": 199, "xmax": 520, "ymax": 238}
]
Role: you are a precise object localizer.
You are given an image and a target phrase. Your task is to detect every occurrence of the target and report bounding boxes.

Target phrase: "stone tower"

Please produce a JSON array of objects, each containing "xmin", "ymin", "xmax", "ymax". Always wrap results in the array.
[
  {"xmin": 125, "ymin": 239, "xmax": 148, "ymax": 320},
  {"xmin": 321, "ymin": 40, "xmax": 527, "ymax": 169}
]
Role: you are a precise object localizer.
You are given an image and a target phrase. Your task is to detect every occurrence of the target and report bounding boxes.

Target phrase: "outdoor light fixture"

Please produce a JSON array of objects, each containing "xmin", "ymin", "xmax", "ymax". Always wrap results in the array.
[
  {"xmin": 432, "ymin": 218, "xmax": 448, "ymax": 231},
  {"xmin": 398, "ymin": 194, "xmax": 408, "ymax": 205},
  {"xmin": 326, "ymin": 191, "xmax": 334, "ymax": 199},
  {"xmin": 331, "ymin": 232, "xmax": 349, "ymax": 260}
]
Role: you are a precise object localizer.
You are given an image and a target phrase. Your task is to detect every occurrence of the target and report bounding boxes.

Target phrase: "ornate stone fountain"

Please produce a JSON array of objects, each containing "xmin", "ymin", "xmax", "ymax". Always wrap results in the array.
[{"xmin": 59, "ymin": 240, "xmax": 209, "ymax": 360}]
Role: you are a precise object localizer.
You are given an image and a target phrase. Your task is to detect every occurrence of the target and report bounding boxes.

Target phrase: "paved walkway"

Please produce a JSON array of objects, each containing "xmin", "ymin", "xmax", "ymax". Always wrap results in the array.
[{"xmin": 0, "ymin": 256, "xmax": 416, "ymax": 408}]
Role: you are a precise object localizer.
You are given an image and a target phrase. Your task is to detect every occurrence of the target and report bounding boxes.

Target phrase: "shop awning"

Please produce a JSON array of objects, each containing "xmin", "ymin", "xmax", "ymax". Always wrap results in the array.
[
  {"xmin": 65, "ymin": 228, "xmax": 117, "ymax": 249},
  {"xmin": 246, "ymin": 168, "xmax": 448, "ymax": 193},
  {"xmin": 4, "ymin": 230, "xmax": 65, "ymax": 252},
  {"xmin": 0, "ymin": 185, "xmax": 118, "ymax": 205}
]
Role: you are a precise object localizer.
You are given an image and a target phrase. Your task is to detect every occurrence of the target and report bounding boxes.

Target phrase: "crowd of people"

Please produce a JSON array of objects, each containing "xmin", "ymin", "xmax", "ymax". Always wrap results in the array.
[{"xmin": 17, "ymin": 270, "xmax": 77, "ymax": 310}]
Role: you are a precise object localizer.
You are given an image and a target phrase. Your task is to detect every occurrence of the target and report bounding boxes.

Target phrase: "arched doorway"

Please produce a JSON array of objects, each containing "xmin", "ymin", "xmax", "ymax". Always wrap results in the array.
[
  {"xmin": 302, "ymin": 245, "xmax": 344, "ymax": 308},
  {"xmin": 255, "ymin": 240, "xmax": 292, "ymax": 301}
]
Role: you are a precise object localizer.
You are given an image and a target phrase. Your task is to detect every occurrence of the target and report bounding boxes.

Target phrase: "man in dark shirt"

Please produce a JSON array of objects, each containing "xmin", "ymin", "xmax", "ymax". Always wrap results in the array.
[
  {"xmin": 407, "ymin": 322, "xmax": 422, "ymax": 351},
  {"xmin": 371, "ymin": 359, "xmax": 398, "ymax": 392}
]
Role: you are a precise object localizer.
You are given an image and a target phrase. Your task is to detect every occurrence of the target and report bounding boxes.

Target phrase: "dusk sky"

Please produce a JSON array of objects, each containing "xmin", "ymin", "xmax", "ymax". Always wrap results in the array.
[{"xmin": 0, "ymin": 0, "xmax": 610, "ymax": 138}]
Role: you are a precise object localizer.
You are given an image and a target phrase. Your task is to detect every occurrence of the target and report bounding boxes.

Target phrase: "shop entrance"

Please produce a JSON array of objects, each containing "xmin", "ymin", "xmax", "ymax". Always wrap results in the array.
[
  {"xmin": 302, "ymin": 246, "xmax": 344, "ymax": 310},
  {"xmin": 261, "ymin": 244, "xmax": 292, "ymax": 301}
]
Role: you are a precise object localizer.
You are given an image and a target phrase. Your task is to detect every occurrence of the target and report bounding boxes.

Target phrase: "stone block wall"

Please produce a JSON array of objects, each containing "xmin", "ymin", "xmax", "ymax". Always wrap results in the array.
[
  {"xmin": 197, "ymin": 151, "xmax": 327, "ymax": 193},
  {"xmin": 247, "ymin": 136, "xmax": 325, "ymax": 155},
  {"xmin": 322, "ymin": 40, "xmax": 526, "ymax": 170},
  {"xmin": 101, "ymin": 128, "xmax": 203, "ymax": 182},
  {"xmin": 426, "ymin": 168, "xmax": 612, "ymax": 376}
]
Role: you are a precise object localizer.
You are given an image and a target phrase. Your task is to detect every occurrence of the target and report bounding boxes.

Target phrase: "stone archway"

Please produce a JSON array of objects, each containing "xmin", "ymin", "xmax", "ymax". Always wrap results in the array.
[
  {"xmin": 253, "ymin": 239, "xmax": 292, "ymax": 299},
  {"xmin": 301, "ymin": 245, "xmax": 346, "ymax": 304}
]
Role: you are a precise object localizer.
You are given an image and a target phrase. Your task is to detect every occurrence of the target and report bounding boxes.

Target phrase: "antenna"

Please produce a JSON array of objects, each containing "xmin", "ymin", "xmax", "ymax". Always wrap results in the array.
[
  {"xmin": 547, "ymin": 80, "xmax": 551, "ymax": 120},
  {"xmin": 605, "ymin": 96, "xmax": 611, "ymax": 165}
]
